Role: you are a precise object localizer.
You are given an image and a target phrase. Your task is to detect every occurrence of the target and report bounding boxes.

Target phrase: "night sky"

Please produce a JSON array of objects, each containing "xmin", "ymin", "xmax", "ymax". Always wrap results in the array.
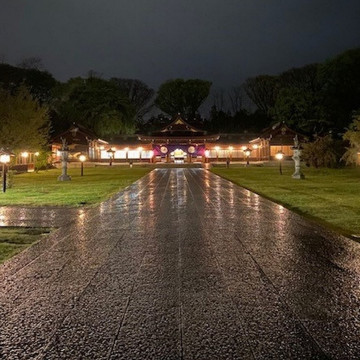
[{"xmin": 1, "ymin": 0, "xmax": 359, "ymax": 89}]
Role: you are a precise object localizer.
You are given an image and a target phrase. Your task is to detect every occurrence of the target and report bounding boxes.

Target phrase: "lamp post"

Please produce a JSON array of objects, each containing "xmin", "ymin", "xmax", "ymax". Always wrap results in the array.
[
  {"xmin": 79, "ymin": 154, "xmax": 86, "ymax": 176},
  {"xmin": 275, "ymin": 150, "xmax": 284, "ymax": 175},
  {"xmin": 107, "ymin": 148, "xmax": 115, "ymax": 166},
  {"xmin": 0, "ymin": 152, "xmax": 11, "ymax": 193},
  {"xmin": 244, "ymin": 147, "xmax": 252, "ymax": 166}
]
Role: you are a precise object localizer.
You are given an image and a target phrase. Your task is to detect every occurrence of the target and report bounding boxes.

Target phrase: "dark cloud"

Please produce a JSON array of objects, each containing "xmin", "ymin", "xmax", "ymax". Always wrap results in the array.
[{"xmin": 0, "ymin": 0, "xmax": 359, "ymax": 88}]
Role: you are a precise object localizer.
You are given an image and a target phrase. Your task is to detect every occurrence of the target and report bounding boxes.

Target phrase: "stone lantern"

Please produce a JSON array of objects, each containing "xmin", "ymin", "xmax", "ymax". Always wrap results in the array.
[
  {"xmin": 291, "ymin": 135, "xmax": 305, "ymax": 179},
  {"xmin": 57, "ymin": 138, "xmax": 71, "ymax": 181}
]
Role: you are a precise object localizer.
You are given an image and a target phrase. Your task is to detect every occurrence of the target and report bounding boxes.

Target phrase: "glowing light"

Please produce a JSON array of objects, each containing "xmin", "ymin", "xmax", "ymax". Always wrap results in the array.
[
  {"xmin": 252, "ymin": 144, "xmax": 258, "ymax": 149},
  {"xmin": 205, "ymin": 150, "xmax": 210, "ymax": 158},
  {"xmin": 34, "ymin": 152, "xmax": 40, "ymax": 156},
  {"xmin": 99, "ymin": 145, "xmax": 105, "ymax": 150},
  {"xmin": 79, "ymin": 155, "xmax": 86, "ymax": 162},
  {"xmin": 0, "ymin": 154, "xmax": 10, "ymax": 163},
  {"xmin": 241, "ymin": 146, "xmax": 247, "ymax": 151},
  {"xmin": 214, "ymin": 146, "xmax": 220, "ymax": 151},
  {"xmin": 21, "ymin": 152, "xmax": 29, "ymax": 158},
  {"xmin": 137, "ymin": 147, "xmax": 143, "ymax": 152},
  {"xmin": 244, "ymin": 148, "xmax": 252, "ymax": 157},
  {"xmin": 228, "ymin": 146, "xmax": 233, "ymax": 151},
  {"xmin": 149, "ymin": 150, "xmax": 154, "ymax": 157},
  {"xmin": 275, "ymin": 151, "xmax": 284, "ymax": 160},
  {"xmin": 124, "ymin": 147, "xmax": 129, "ymax": 152}
]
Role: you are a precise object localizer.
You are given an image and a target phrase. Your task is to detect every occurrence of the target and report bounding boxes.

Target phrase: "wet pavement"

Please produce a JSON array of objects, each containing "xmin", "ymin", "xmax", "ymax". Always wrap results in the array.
[{"xmin": 0, "ymin": 168, "xmax": 360, "ymax": 359}]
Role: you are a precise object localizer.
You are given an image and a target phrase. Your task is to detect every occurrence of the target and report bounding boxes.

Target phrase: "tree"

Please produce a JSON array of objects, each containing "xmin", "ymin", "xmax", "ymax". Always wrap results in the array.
[
  {"xmin": 0, "ymin": 63, "xmax": 58, "ymax": 103},
  {"xmin": 278, "ymin": 64, "xmax": 319, "ymax": 92},
  {"xmin": 212, "ymin": 89, "xmax": 226, "ymax": 112},
  {"xmin": 228, "ymin": 86, "xmax": 245, "ymax": 115},
  {"xmin": 271, "ymin": 87, "xmax": 327, "ymax": 134},
  {"xmin": 52, "ymin": 76, "xmax": 136, "ymax": 137},
  {"xmin": 0, "ymin": 87, "xmax": 50, "ymax": 151},
  {"xmin": 302, "ymin": 135, "xmax": 344, "ymax": 168},
  {"xmin": 318, "ymin": 48, "xmax": 360, "ymax": 131},
  {"xmin": 110, "ymin": 78, "xmax": 155, "ymax": 121},
  {"xmin": 342, "ymin": 111, "xmax": 360, "ymax": 165},
  {"xmin": 17, "ymin": 56, "xmax": 45, "ymax": 71},
  {"xmin": 155, "ymin": 79, "xmax": 212, "ymax": 118},
  {"xmin": 243, "ymin": 75, "xmax": 279, "ymax": 115}
]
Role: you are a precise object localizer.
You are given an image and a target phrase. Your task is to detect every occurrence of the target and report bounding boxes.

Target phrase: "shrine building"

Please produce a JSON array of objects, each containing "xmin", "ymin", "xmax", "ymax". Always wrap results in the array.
[{"xmin": 51, "ymin": 115, "xmax": 304, "ymax": 164}]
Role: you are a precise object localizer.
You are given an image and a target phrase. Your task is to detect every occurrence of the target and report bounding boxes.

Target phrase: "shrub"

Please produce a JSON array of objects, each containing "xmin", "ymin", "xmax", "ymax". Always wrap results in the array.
[
  {"xmin": 302, "ymin": 135, "xmax": 345, "ymax": 168},
  {"xmin": 342, "ymin": 112, "xmax": 360, "ymax": 165}
]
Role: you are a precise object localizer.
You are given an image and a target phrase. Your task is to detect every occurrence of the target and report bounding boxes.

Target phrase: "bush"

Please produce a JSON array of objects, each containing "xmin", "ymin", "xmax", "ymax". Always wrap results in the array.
[
  {"xmin": 35, "ymin": 151, "xmax": 52, "ymax": 171},
  {"xmin": 302, "ymin": 135, "xmax": 345, "ymax": 168},
  {"xmin": 342, "ymin": 112, "xmax": 360, "ymax": 165}
]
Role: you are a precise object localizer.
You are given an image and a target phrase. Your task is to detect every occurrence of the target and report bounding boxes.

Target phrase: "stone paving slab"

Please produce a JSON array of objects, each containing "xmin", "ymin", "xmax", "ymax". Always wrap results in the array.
[{"xmin": 0, "ymin": 168, "xmax": 360, "ymax": 359}]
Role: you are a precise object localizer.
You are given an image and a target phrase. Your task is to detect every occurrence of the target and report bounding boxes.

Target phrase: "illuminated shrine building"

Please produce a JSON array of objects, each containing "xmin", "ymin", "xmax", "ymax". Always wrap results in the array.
[
  {"xmin": 137, "ymin": 115, "xmax": 219, "ymax": 163},
  {"xmin": 51, "ymin": 115, "xmax": 303, "ymax": 163}
]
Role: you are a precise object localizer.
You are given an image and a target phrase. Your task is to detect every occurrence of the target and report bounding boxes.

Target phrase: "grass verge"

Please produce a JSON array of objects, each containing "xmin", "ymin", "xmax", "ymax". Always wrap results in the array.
[
  {"xmin": 0, "ymin": 166, "xmax": 151, "ymax": 206},
  {"xmin": 211, "ymin": 164, "xmax": 360, "ymax": 238},
  {"xmin": 0, "ymin": 227, "xmax": 52, "ymax": 264}
]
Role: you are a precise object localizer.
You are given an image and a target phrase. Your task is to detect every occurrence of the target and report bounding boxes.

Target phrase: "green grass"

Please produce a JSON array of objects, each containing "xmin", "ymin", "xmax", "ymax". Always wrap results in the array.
[
  {"xmin": 211, "ymin": 164, "xmax": 360, "ymax": 237},
  {"xmin": 0, "ymin": 227, "xmax": 52, "ymax": 264},
  {"xmin": 0, "ymin": 166, "xmax": 151, "ymax": 206}
]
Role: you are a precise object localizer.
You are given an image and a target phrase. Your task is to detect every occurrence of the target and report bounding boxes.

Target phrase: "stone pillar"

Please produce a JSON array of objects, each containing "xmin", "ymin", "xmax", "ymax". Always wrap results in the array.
[
  {"xmin": 58, "ymin": 139, "xmax": 71, "ymax": 181},
  {"xmin": 292, "ymin": 148, "xmax": 305, "ymax": 179}
]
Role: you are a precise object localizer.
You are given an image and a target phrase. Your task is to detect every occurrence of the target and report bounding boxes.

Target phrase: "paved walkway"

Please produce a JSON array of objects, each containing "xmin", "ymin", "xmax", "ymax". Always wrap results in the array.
[{"xmin": 1, "ymin": 169, "xmax": 360, "ymax": 359}]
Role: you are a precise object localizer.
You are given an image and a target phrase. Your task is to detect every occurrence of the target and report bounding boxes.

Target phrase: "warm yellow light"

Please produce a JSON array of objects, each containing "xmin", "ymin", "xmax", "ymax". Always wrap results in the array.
[
  {"xmin": 241, "ymin": 145, "xmax": 247, "ymax": 151},
  {"xmin": 79, "ymin": 155, "xmax": 86, "ymax": 162},
  {"xmin": 0, "ymin": 154, "xmax": 10, "ymax": 163},
  {"xmin": 21, "ymin": 151, "xmax": 29, "ymax": 158},
  {"xmin": 252, "ymin": 144, "xmax": 258, "ymax": 149},
  {"xmin": 228, "ymin": 146, "xmax": 233, "ymax": 151},
  {"xmin": 99, "ymin": 145, "xmax": 105, "ymax": 150},
  {"xmin": 205, "ymin": 150, "xmax": 210, "ymax": 158},
  {"xmin": 149, "ymin": 150, "xmax": 154, "ymax": 157},
  {"xmin": 214, "ymin": 146, "xmax": 220, "ymax": 151},
  {"xmin": 34, "ymin": 152, "xmax": 40, "ymax": 156},
  {"xmin": 137, "ymin": 147, "xmax": 143, "ymax": 152},
  {"xmin": 245, "ymin": 150, "xmax": 251, "ymax": 157},
  {"xmin": 275, "ymin": 152, "xmax": 284, "ymax": 160},
  {"xmin": 124, "ymin": 147, "xmax": 129, "ymax": 152}
]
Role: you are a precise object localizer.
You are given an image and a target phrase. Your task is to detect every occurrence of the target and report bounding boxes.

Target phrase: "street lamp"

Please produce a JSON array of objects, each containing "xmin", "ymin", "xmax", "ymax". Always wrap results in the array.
[
  {"xmin": 79, "ymin": 154, "xmax": 86, "ymax": 176},
  {"xmin": 275, "ymin": 150, "xmax": 284, "ymax": 175},
  {"xmin": 244, "ymin": 147, "xmax": 252, "ymax": 166},
  {"xmin": 107, "ymin": 148, "xmax": 115, "ymax": 166},
  {"xmin": 0, "ymin": 152, "xmax": 11, "ymax": 193}
]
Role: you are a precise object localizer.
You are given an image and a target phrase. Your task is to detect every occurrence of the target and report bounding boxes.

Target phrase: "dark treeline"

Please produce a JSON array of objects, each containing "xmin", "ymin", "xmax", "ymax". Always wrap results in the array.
[
  {"xmin": 209, "ymin": 48, "xmax": 360, "ymax": 137},
  {"xmin": 1, "ymin": 48, "xmax": 360, "ymax": 141}
]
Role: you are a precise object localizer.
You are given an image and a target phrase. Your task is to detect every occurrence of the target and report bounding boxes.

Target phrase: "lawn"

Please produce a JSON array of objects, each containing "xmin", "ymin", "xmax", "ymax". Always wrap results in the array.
[
  {"xmin": 0, "ymin": 227, "xmax": 52, "ymax": 264},
  {"xmin": 0, "ymin": 166, "xmax": 151, "ymax": 206},
  {"xmin": 211, "ymin": 164, "xmax": 360, "ymax": 237}
]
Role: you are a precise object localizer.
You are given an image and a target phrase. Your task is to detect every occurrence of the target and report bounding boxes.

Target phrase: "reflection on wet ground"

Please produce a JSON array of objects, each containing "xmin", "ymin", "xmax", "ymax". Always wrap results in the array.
[{"xmin": 0, "ymin": 168, "xmax": 359, "ymax": 359}]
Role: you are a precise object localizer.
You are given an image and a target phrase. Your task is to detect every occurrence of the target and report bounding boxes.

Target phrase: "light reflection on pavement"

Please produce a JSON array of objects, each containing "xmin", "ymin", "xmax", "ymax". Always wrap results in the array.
[{"xmin": 0, "ymin": 168, "xmax": 359, "ymax": 359}]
